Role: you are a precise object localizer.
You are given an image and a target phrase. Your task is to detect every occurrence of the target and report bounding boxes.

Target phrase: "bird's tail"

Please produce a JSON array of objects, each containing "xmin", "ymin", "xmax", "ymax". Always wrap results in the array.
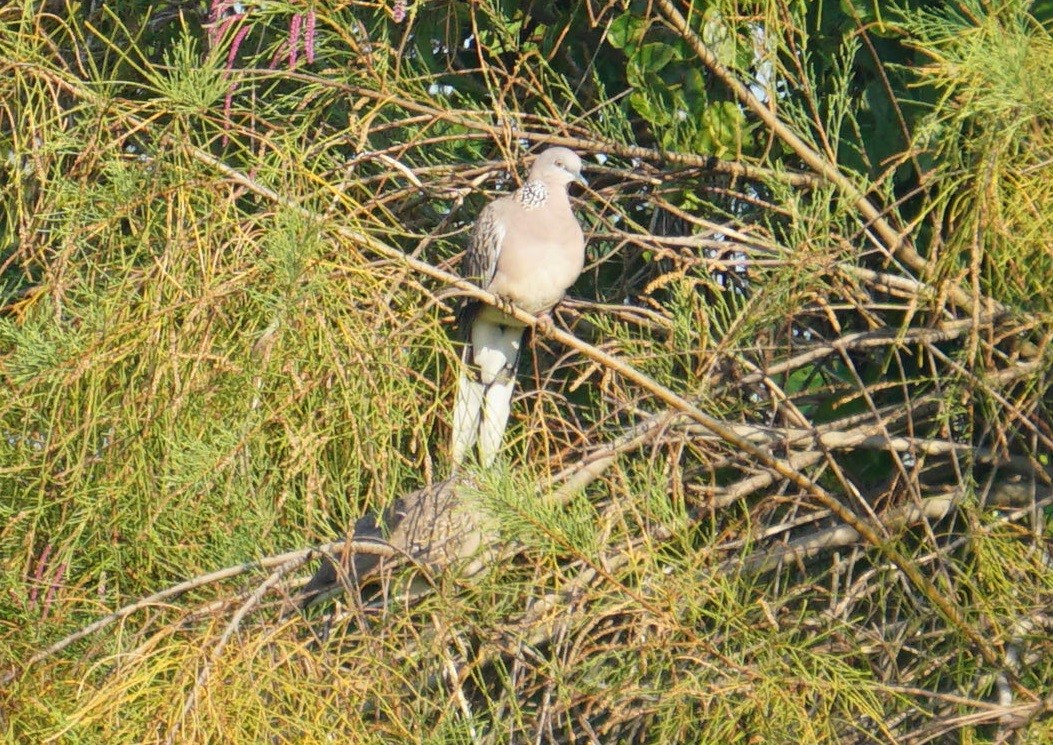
[
  {"xmin": 296, "ymin": 509, "xmax": 387, "ymax": 612},
  {"xmin": 477, "ymin": 375, "xmax": 514, "ymax": 467},
  {"xmin": 452, "ymin": 320, "xmax": 524, "ymax": 466},
  {"xmin": 452, "ymin": 368, "xmax": 485, "ymax": 466},
  {"xmin": 298, "ymin": 546, "xmax": 381, "ymax": 611}
]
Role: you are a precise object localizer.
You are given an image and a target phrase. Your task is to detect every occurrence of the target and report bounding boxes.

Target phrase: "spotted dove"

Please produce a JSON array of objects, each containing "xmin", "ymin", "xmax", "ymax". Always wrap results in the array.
[
  {"xmin": 451, "ymin": 147, "xmax": 587, "ymax": 467},
  {"xmin": 299, "ymin": 477, "xmax": 494, "ymax": 609}
]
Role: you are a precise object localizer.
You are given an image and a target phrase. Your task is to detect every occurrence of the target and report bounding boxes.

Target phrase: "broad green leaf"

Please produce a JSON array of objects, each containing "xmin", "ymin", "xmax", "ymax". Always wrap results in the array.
[
  {"xmin": 608, "ymin": 12, "xmax": 646, "ymax": 50},
  {"xmin": 683, "ymin": 67, "xmax": 707, "ymax": 114},
  {"xmin": 634, "ymin": 41, "xmax": 677, "ymax": 73},
  {"xmin": 701, "ymin": 9, "xmax": 736, "ymax": 67},
  {"xmin": 629, "ymin": 89, "xmax": 672, "ymax": 126},
  {"xmin": 698, "ymin": 100, "xmax": 745, "ymax": 156}
]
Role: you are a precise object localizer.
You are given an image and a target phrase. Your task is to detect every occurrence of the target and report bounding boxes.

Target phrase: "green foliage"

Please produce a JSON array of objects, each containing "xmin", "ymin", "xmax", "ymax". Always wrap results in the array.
[
  {"xmin": 0, "ymin": 0, "xmax": 1051, "ymax": 742},
  {"xmin": 146, "ymin": 31, "xmax": 230, "ymax": 114}
]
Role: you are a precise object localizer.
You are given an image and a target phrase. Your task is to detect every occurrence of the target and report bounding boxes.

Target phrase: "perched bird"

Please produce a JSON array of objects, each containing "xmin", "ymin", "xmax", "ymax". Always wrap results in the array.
[
  {"xmin": 452, "ymin": 146, "xmax": 588, "ymax": 467},
  {"xmin": 299, "ymin": 477, "xmax": 494, "ymax": 609}
]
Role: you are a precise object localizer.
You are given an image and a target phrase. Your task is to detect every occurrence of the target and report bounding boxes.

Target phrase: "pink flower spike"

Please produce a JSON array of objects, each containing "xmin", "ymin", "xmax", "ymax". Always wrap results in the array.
[
  {"xmin": 28, "ymin": 544, "xmax": 52, "ymax": 608},
  {"xmin": 208, "ymin": 1, "xmax": 245, "ymax": 50},
  {"xmin": 227, "ymin": 22, "xmax": 250, "ymax": 70},
  {"xmin": 42, "ymin": 562, "xmax": 66, "ymax": 619},
  {"xmin": 222, "ymin": 18, "xmax": 247, "ymax": 148},
  {"xmin": 207, "ymin": 1, "xmax": 224, "ymax": 48},
  {"xmin": 223, "ymin": 87, "xmax": 235, "ymax": 146},
  {"xmin": 305, "ymin": 10, "xmax": 316, "ymax": 63},
  {"xmin": 289, "ymin": 13, "xmax": 302, "ymax": 68},
  {"xmin": 393, "ymin": 0, "xmax": 407, "ymax": 24}
]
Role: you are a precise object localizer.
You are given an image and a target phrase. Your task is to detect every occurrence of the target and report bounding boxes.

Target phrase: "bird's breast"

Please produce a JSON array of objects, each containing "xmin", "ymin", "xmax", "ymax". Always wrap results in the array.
[{"xmin": 491, "ymin": 227, "xmax": 585, "ymax": 315}]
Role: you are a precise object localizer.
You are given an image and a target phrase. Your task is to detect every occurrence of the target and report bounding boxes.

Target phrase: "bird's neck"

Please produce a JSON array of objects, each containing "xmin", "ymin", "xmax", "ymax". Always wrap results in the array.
[{"xmin": 516, "ymin": 179, "xmax": 548, "ymax": 209}]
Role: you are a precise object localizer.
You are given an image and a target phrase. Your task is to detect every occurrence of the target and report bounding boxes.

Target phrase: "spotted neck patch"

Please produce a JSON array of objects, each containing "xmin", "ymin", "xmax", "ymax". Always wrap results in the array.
[{"xmin": 516, "ymin": 180, "xmax": 548, "ymax": 210}]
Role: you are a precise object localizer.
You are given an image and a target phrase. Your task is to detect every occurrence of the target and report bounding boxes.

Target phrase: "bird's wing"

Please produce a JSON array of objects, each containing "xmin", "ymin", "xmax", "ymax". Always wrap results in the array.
[
  {"xmin": 457, "ymin": 201, "xmax": 507, "ymax": 333},
  {"xmin": 299, "ymin": 479, "xmax": 493, "ymax": 607},
  {"xmin": 464, "ymin": 201, "xmax": 505, "ymax": 288},
  {"xmin": 298, "ymin": 494, "xmax": 407, "ymax": 607}
]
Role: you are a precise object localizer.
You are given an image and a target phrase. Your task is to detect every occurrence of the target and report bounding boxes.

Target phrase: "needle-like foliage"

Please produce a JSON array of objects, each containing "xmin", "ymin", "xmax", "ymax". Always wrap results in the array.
[{"xmin": 1, "ymin": 1, "xmax": 1051, "ymax": 742}]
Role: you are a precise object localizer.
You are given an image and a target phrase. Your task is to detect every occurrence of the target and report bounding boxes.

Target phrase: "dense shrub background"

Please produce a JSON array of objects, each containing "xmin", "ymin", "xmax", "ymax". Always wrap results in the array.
[{"xmin": 1, "ymin": 1, "xmax": 1051, "ymax": 742}]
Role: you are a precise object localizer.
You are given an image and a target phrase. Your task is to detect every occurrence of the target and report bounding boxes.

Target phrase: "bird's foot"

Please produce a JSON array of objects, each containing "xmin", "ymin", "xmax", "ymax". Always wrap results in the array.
[
  {"xmin": 535, "ymin": 312, "xmax": 555, "ymax": 337},
  {"xmin": 494, "ymin": 293, "xmax": 517, "ymax": 317}
]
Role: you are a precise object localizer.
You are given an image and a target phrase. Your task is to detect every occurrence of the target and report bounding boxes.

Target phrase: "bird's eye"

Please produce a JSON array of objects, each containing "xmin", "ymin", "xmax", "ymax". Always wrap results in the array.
[{"xmin": 556, "ymin": 160, "xmax": 564, "ymax": 167}]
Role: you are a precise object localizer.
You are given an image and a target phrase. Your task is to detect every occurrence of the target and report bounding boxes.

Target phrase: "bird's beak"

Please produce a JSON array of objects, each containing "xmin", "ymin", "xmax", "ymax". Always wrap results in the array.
[{"xmin": 575, "ymin": 173, "xmax": 589, "ymax": 188}]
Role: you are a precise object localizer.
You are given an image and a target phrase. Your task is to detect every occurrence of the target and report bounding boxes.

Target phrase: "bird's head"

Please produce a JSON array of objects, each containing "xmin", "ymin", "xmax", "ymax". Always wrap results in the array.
[{"xmin": 529, "ymin": 147, "xmax": 588, "ymax": 189}]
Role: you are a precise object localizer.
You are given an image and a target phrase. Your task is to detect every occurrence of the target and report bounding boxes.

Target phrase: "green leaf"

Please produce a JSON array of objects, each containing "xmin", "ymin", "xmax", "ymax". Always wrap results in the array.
[
  {"xmin": 629, "ymin": 89, "xmax": 671, "ymax": 126},
  {"xmin": 697, "ymin": 101, "xmax": 745, "ymax": 156},
  {"xmin": 627, "ymin": 41, "xmax": 680, "ymax": 88},
  {"xmin": 608, "ymin": 12, "xmax": 646, "ymax": 50},
  {"xmin": 701, "ymin": 9, "xmax": 737, "ymax": 67},
  {"xmin": 838, "ymin": 0, "xmax": 880, "ymax": 26},
  {"xmin": 683, "ymin": 67, "xmax": 707, "ymax": 114},
  {"xmin": 634, "ymin": 41, "xmax": 677, "ymax": 73}
]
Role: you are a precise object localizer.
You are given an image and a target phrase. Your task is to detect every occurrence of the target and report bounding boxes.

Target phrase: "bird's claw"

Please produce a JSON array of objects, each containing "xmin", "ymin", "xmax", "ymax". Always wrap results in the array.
[
  {"xmin": 494, "ymin": 294, "xmax": 517, "ymax": 316},
  {"xmin": 535, "ymin": 312, "xmax": 555, "ymax": 336}
]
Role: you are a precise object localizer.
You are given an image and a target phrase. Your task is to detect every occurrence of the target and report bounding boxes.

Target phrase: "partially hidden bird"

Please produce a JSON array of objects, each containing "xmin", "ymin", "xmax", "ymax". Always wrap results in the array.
[
  {"xmin": 298, "ymin": 477, "xmax": 493, "ymax": 610},
  {"xmin": 451, "ymin": 146, "xmax": 588, "ymax": 467}
]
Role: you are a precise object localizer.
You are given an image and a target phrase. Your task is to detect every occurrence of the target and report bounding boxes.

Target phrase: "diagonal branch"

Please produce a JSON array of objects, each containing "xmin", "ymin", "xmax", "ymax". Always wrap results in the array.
[
  {"xmin": 8, "ymin": 58, "xmax": 1006, "ymax": 670},
  {"xmin": 652, "ymin": 0, "xmax": 998, "ymax": 316},
  {"xmin": 197, "ymin": 146, "xmax": 1005, "ymax": 670}
]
